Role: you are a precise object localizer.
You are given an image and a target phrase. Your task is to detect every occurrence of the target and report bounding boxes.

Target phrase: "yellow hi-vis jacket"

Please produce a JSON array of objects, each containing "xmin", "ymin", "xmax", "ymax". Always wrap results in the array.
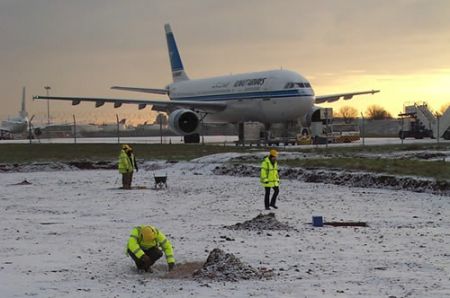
[
  {"xmin": 127, "ymin": 225, "xmax": 175, "ymax": 264},
  {"xmin": 118, "ymin": 149, "xmax": 133, "ymax": 174},
  {"xmin": 260, "ymin": 156, "xmax": 279, "ymax": 188}
]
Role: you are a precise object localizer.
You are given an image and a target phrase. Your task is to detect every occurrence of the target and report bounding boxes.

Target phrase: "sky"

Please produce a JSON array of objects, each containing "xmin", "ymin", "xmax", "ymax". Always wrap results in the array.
[{"xmin": 1, "ymin": 0, "xmax": 450, "ymax": 125}]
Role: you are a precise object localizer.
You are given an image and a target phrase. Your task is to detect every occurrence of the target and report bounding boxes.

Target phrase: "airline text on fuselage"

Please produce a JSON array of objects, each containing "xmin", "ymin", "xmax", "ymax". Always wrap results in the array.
[{"xmin": 233, "ymin": 78, "xmax": 267, "ymax": 88}]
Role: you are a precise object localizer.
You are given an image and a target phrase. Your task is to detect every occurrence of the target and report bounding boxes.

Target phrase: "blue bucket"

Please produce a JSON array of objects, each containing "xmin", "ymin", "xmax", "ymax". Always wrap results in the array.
[{"xmin": 312, "ymin": 216, "xmax": 323, "ymax": 227}]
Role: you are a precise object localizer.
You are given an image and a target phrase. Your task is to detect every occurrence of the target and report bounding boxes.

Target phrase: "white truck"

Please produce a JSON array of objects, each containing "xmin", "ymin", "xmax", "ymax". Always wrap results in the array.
[{"xmin": 308, "ymin": 108, "xmax": 360, "ymax": 144}]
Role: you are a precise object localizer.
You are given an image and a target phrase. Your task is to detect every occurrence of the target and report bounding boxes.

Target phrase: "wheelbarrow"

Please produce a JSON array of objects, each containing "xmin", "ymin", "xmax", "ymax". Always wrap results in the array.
[{"xmin": 153, "ymin": 173, "xmax": 168, "ymax": 189}]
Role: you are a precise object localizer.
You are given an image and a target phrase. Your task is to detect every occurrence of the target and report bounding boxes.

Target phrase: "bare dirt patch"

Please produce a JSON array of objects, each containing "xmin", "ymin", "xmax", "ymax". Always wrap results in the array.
[
  {"xmin": 161, "ymin": 262, "xmax": 204, "ymax": 279},
  {"xmin": 324, "ymin": 221, "xmax": 368, "ymax": 227}
]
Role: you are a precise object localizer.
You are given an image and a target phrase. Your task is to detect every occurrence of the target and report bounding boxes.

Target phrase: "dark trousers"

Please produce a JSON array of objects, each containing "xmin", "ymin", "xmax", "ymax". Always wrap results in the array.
[
  {"xmin": 265, "ymin": 186, "xmax": 279, "ymax": 208},
  {"xmin": 122, "ymin": 172, "xmax": 133, "ymax": 189},
  {"xmin": 128, "ymin": 246, "xmax": 163, "ymax": 270}
]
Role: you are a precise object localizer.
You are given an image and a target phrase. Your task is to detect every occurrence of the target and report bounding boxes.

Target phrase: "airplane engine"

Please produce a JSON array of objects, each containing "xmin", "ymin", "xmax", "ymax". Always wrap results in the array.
[
  {"xmin": 168, "ymin": 109, "xmax": 200, "ymax": 135},
  {"xmin": 34, "ymin": 127, "xmax": 42, "ymax": 136}
]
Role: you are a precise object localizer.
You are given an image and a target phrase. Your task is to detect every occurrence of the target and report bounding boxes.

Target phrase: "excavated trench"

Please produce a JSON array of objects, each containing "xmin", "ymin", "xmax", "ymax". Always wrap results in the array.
[{"xmin": 1, "ymin": 159, "xmax": 448, "ymax": 195}]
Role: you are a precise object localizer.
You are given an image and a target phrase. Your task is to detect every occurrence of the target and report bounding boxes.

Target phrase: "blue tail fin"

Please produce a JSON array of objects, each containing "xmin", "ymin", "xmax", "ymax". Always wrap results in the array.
[{"xmin": 165, "ymin": 24, "xmax": 189, "ymax": 82}]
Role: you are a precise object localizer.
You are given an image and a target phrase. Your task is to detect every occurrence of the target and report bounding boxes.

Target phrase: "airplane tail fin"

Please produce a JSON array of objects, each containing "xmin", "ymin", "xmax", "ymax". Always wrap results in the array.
[
  {"xmin": 20, "ymin": 87, "xmax": 28, "ymax": 118},
  {"xmin": 165, "ymin": 24, "xmax": 189, "ymax": 82}
]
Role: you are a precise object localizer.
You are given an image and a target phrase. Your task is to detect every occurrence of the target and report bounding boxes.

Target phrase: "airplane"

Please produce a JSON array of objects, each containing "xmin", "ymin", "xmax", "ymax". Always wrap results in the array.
[
  {"xmin": 1, "ymin": 87, "xmax": 29, "ymax": 135},
  {"xmin": 34, "ymin": 24, "xmax": 379, "ymax": 143}
]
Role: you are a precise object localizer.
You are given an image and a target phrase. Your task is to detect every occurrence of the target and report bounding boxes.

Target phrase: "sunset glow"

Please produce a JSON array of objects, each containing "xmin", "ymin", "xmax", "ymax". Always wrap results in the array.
[{"xmin": 1, "ymin": 1, "xmax": 449, "ymax": 125}]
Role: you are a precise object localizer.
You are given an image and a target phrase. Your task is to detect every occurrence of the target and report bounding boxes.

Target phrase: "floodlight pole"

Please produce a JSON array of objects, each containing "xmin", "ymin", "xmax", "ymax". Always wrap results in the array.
[
  {"xmin": 159, "ymin": 114, "xmax": 163, "ymax": 144},
  {"xmin": 116, "ymin": 114, "xmax": 120, "ymax": 144},
  {"xmin": 401, "ymin": 115, "xmax": 404, "ymax": 145},
  {"xmin": 360, "ymin": 112, "xmax": 365, "ymax": 146},
  {"xmin": 28, "ymin": 115, "xmax": 35, "ymax": 144},
  {"xmin": 28, "ymin": 121, "xmax": 32, "ymax": 144},
  {"xmin": 325, "ymin": 109, "xmax": 329, "ymax": 149},
  {"xmin": 436, "ymin": 114, "xmax": 440, "ymax": 144},
  {"xmin": 201, "ymin": 121, "xmax": 205, "ymax": 145},
  {"xmin": 44, "ymin": 86, "xmax": 51, "ymax": 125},
  {"xmin": 73, "ymin": 114, "xmax": 77, "ymax": 144}
]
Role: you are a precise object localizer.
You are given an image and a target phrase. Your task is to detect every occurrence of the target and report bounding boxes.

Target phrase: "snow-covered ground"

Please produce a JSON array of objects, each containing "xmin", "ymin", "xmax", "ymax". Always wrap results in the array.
[{"xmin": 1, "ymin": 158, "xmax": 450, "ymax": 297}]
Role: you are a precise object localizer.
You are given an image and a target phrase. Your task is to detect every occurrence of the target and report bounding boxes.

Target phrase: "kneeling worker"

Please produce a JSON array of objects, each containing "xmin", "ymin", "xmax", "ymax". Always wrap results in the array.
[{"xmin": 127, "ymin": 225, "xmax": 175, "ymax": 272}]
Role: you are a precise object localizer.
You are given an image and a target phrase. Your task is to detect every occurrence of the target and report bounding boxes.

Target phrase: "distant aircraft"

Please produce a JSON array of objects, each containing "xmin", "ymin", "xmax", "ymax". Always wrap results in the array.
[
  {"xmin": 34, "ymin": 24, "xmax": 379, "ymax": 143},
  {"xmin": 1, "ymin": 87, "xmax": 29, "ymax": 134}
]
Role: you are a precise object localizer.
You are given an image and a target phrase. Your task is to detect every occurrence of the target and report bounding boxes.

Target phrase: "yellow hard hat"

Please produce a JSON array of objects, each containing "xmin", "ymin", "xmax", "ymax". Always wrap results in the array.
[
  {"xmin": 269, "ymin": 149, "xmax": 278, "ymax": 157},
  {"xmin": 122, "ymin": 144, "xmax": 132, "ymax": 151},
  {"xmin": 140, "ymin": 226, "xmax": 156, "ymax": 244}
]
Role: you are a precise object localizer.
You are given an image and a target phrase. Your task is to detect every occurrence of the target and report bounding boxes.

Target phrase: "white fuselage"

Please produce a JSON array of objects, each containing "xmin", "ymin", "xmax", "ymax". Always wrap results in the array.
[
  {"xmin": 168, "ymin": 69, "xmax": 315, "ymax": 124},
  {"xmin": 1, "ymin": 116, "xmax": 28, "ymax": 133},
  {"xmin": 1, "ymin": 87, "xmax": 28, "ymax": 134}
]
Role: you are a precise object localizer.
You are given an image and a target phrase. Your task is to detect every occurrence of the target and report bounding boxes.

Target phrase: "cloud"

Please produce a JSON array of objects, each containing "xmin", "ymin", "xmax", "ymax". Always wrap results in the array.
[{"xmin": 1, "ymin": 0, "xmax": 450, "ymax": 120}]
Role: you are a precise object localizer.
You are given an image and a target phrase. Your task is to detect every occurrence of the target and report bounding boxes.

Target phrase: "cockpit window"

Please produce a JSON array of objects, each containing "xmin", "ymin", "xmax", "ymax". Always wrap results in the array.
[
  {"xmin": 284, "ymin": 82, "xmax": 293, "ymax": 88},
  {"xmin": 284, "ymin": 82, "xmax": 311, "ymax": 89}
]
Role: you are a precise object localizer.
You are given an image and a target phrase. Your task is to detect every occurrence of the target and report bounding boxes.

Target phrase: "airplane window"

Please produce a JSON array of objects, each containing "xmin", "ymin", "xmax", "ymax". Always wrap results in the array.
[
  {"xmin": 297, "ymin": 83, "xmax": 305, "ymax": 88},
  {"xmin": 285, "ymin": 83, "xmax": 294, "ymax": 88},
  {"xmin": 305, "ymin": 82, "xmax": 311, "ymax": 88}
]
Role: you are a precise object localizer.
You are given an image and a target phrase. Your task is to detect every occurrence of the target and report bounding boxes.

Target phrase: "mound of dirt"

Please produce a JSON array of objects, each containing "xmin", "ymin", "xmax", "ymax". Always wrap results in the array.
[
  {"xmin": 193, "ymin": 248, "xmax": 272, "ymax": 282},
  {"xmin": 9, "ymin": 179, "xmax": 32, "ymax": 185},
  {"xmin": 225, "ymin": 212, "xmax": 292, "ymax": 231}
]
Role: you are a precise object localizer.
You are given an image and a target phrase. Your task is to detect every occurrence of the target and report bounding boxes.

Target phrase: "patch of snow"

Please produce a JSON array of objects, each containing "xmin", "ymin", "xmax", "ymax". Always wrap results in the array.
[{"xmin": 1, "ymin": 164, "xmax": 450, "ymax": 297}]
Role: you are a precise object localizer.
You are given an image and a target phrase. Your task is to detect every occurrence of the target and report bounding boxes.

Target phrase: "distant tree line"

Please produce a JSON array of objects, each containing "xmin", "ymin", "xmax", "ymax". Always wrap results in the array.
[
  {"xmin": 335, "ymin": 102, "xmax": 450, "ymax": 121},
  {"xmin": 335, "ymin": 105, "xmax": 392, "ymax": 121},
  {"xmin": 437, "ymin": 103, "xmax": 450, "ymax": 116}
]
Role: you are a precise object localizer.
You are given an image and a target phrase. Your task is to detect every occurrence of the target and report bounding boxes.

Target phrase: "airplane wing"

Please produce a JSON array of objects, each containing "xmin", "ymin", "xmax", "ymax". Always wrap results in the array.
[
  {"xmin": 110, "ymin": 86, "xmax": 168, "ymax": 95},
  {"xmin": 315, "ymin": 90, "xmax": 380, "ymax": 104},
  {"xmin": 32, "ymin": 96, "xmax": 227, "ymax": 113}
]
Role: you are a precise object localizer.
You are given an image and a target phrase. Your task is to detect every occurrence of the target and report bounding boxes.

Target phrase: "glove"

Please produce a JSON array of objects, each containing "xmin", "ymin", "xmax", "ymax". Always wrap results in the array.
[
  {"xmin": 140, "ymin": 255, "xmax": 151, "ymax": 271},
  {"xmin": 168, "ymin": 262, "xmax": 175, "ymax": 272}
]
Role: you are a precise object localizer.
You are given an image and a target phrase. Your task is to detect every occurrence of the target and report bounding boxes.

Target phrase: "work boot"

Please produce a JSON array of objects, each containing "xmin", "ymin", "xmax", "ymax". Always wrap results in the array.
[
  {"xmin": 270, "ymin": 204, "xmax": 278, "ymax": 209},
  {"xmin": 145, "ymin": 267, "xmax": 153, "ymax": 273},
  {"xmin": 265, "ymin": 206, "xmax": 271, "ymax": 210}
]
